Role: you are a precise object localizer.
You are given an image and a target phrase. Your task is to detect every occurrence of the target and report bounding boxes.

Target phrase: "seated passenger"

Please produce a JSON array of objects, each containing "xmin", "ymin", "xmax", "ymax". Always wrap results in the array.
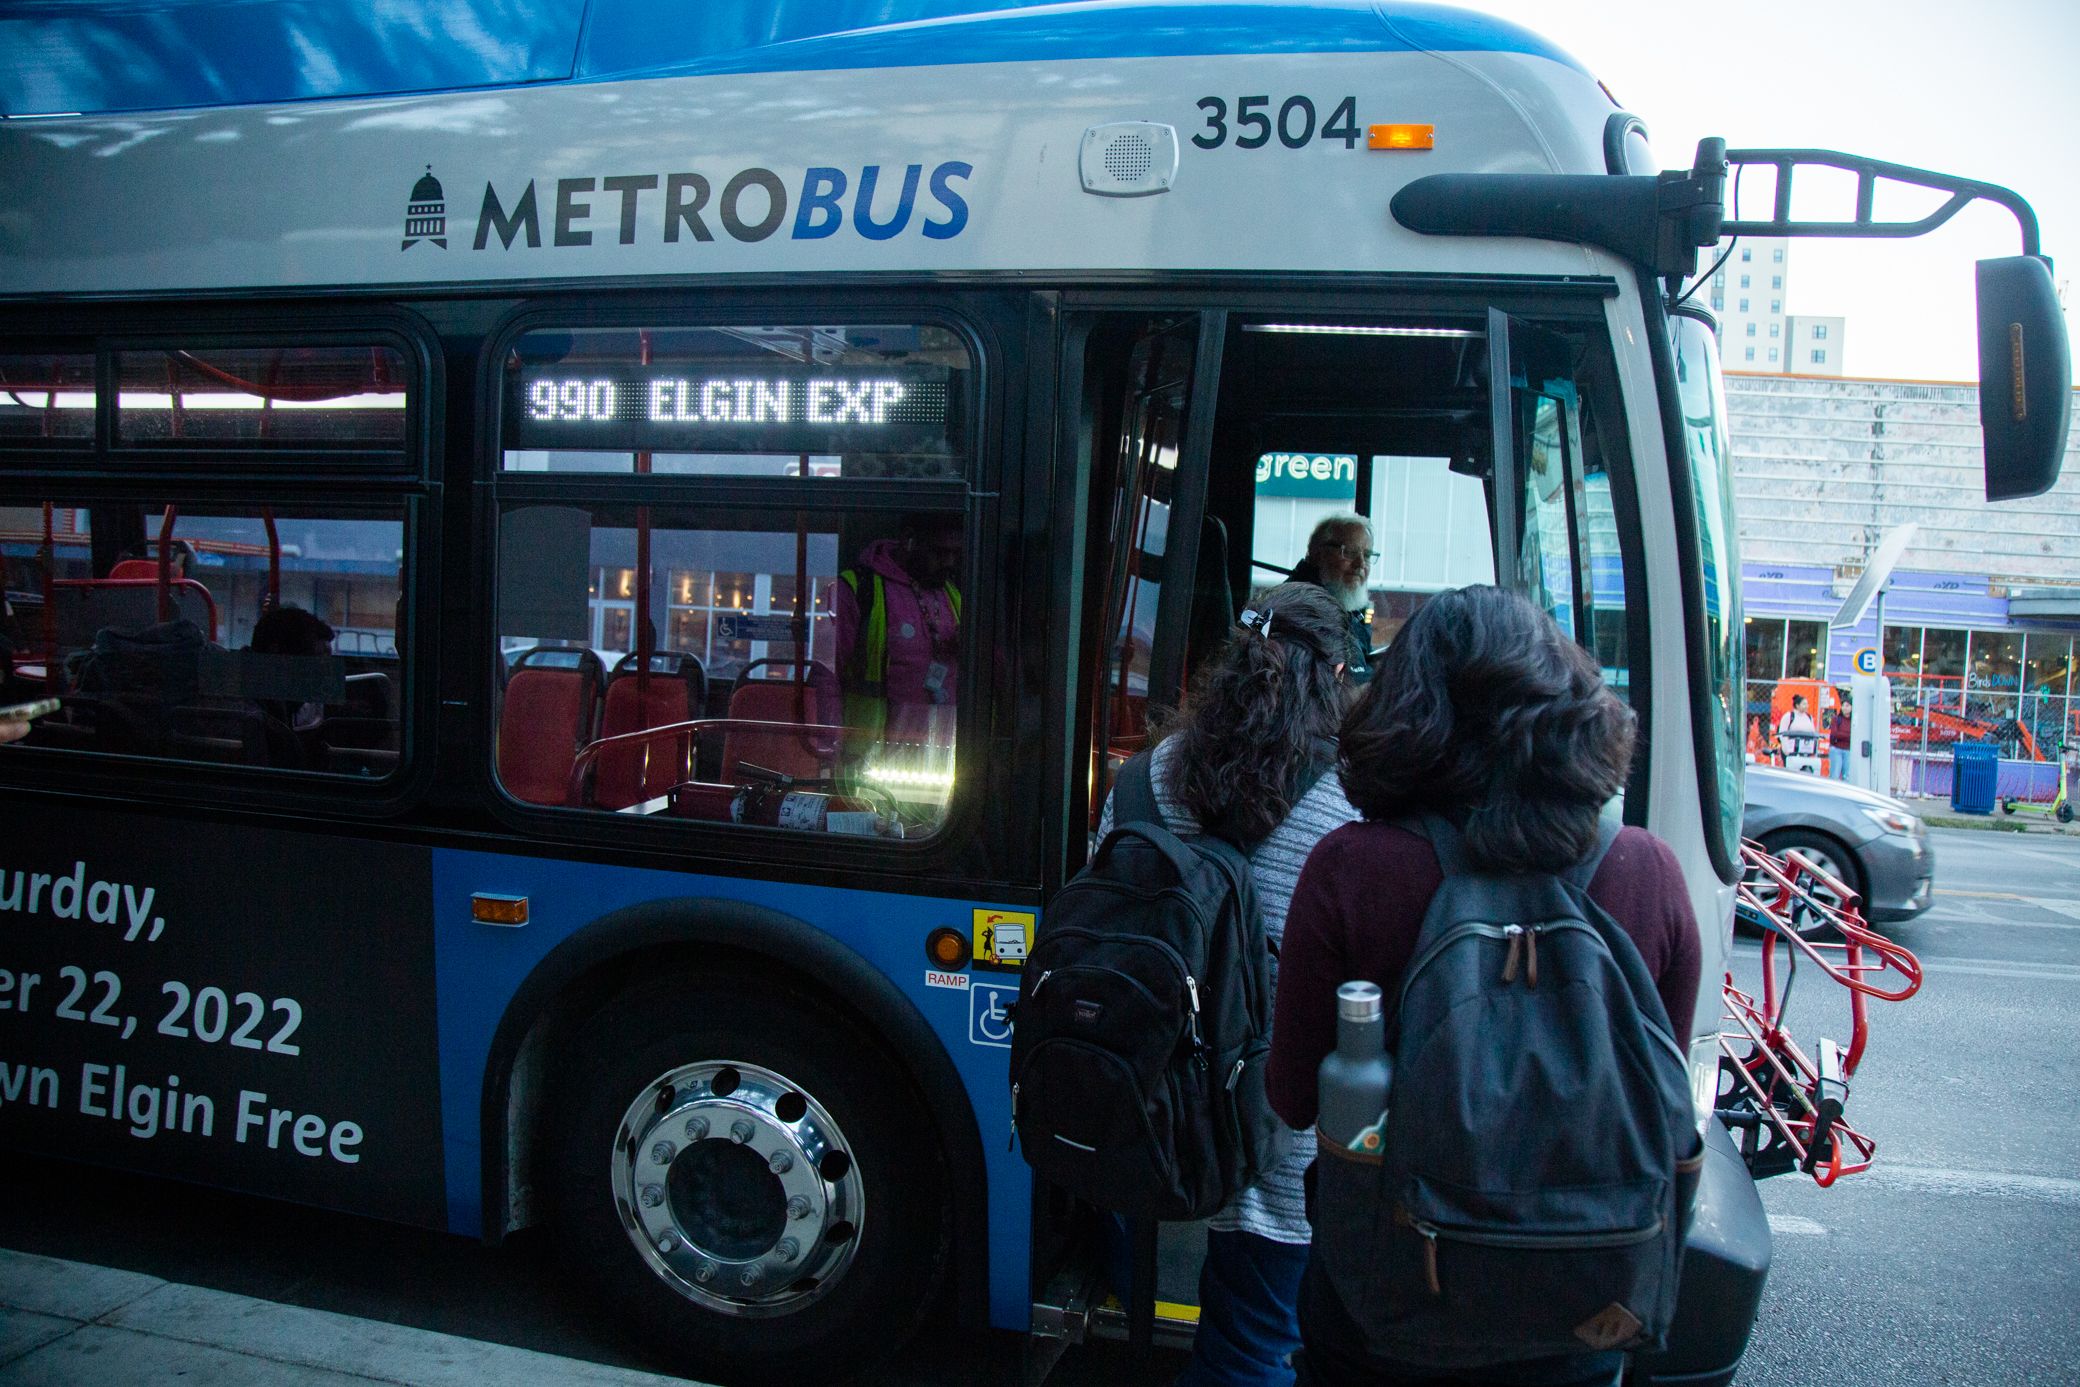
[
  {"xmin": 249, "ymin": 605, "xmax": 336, "ymax": 766},
  {"xmin": 826, "ymin": 513, "xmax": 963, "ymax": 751}
]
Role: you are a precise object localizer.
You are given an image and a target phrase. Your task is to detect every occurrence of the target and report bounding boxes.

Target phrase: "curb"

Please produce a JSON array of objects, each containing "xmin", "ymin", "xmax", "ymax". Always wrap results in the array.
[{"xmin": 1904, "ymin": 800, "xmax": 2079, "ymax": 836}]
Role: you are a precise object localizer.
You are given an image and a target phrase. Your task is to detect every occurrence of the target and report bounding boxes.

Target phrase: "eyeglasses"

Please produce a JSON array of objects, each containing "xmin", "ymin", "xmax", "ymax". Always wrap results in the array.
[{"xmin": 1324, "ymin": 542, "xmax": 1379, "ymax": 561}]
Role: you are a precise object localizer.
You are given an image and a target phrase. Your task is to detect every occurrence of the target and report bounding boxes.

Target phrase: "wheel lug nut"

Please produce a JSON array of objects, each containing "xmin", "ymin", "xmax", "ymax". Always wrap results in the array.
[
  {"xmin": 658, "ymin": 1233, "xmax": 677, "ymax": 1253},
  {"xmin": 693, "ymin": 1261, "xmax": 715, "ymax": 1283},
  {"xmin": 777, "ymin": 1237, "xmax": 801, "ymax": 1262},
  {"xmin": 739, "ymin": 1267, "xmax": 761, "ymax": 1289},
  {"xmin": 683, "ymin": 1116, "xmax": 709, "ymax": 1141},
  {"xmin": 649, "ymin": 1140, "xmax": 676, "ymax": 1165},
  {"xmin": 787, "ymin": 1195, "xmax": 812, "ymax": 1220},
  {"xmin": 768, "ymin": 1149, "xmax": 794, "ymax": 1174},
  {"xmin": 640, "ymin": 1183, "xmax": 665, "ymax": 1209},
  {"xmin": 730, "ymin": 1119, "xmax": 755, "ymax": 1144}
]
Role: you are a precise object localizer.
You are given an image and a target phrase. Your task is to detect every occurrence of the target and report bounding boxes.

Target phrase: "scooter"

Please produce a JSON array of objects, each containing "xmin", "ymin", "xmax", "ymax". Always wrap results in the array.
[{"xmin": 2001, "ymin": 743, "xmax": 2076, "ymax": 824}]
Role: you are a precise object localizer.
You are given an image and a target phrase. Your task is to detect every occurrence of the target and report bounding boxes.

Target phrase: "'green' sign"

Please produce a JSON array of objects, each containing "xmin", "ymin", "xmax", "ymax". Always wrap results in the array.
[{"xmin": 1255, "ymin": 452, "xmax": 1357, "ymax": 499}]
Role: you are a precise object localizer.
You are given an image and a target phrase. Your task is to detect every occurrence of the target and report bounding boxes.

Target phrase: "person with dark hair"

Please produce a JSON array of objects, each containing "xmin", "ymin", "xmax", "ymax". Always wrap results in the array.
[
  {"xmin": 1094, "ymin": 580, "xmax": 1361, "ymax": 1387},
  {"xmin": 248, "ymin": 605, "xmax": 336, "ymax": 765},
  {"xmin": 1267, "ymin": 585, "xmax": 1700, "ymax": 1387}
]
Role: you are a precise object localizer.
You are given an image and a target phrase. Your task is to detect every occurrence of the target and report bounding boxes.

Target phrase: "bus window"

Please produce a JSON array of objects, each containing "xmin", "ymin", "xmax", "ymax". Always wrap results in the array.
[
  {"xmin": 115, "ymin": 345, "xmax": 409, "ymax": 451},
  {"xmin": 0, "ymin": 351, "xmax": 95, "ymax": 443},
  {"xmin": 1671, "ymin": 310, "xmax": 1745, "ymax": 864},
  {"xmin": 493, "ymin": 320, "xmax": 975, "ymax": 841},
  {"xmin": 3, "ymin": 502, "xmax": 405, "ymax": 775}
]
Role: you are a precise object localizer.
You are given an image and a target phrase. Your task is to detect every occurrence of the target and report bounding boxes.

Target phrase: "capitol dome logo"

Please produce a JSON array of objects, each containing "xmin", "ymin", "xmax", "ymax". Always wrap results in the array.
[{"xmin": 402, "ymin": 166, "xmax": 447, "ymax": 250}]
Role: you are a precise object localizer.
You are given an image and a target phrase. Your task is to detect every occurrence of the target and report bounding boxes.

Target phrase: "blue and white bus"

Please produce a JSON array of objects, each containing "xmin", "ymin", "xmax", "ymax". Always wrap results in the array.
[{"xmin": 0, "ymin": 3, "xmax": 2064, "ymax": 1382}]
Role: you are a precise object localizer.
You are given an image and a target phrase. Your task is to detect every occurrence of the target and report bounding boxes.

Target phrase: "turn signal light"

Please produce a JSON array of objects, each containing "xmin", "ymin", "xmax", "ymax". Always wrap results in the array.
[
  {"xmin": 471, "ymin": 893, "xmax": 529, "ymax": 926},
  {"xmin": 1369, "ymin": 123, "xmax": 1435, "ymax": 151},
  {"xmin": 926, "ymin": 926, "xmax": 971, "ymax": 970}
]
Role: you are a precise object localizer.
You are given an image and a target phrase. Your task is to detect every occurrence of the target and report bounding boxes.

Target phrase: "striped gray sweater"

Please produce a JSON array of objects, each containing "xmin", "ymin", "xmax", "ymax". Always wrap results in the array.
[{"xmin": 1096, "ymin": 735, "xmax": 1360, "ymax": 1244}]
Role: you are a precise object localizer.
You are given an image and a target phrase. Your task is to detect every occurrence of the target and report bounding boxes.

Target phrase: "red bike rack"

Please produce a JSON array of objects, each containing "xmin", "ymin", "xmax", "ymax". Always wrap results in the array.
[{"xmin": 1719, "ymin": 840, "xmax": 1923, "ymax": 1187}]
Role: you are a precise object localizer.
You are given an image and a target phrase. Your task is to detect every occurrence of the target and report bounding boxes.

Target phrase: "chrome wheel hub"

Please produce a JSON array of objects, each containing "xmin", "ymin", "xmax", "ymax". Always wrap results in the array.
[{"xmin": 612, "ymin": 1060, "xmax": 862, "ymax": 1318}]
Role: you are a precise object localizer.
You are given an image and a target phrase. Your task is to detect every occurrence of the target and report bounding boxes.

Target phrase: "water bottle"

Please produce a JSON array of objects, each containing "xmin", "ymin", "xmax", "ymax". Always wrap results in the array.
[{"xmin": 1317, "ymin": 981, "xmax": 1392, "ymax": 1163}]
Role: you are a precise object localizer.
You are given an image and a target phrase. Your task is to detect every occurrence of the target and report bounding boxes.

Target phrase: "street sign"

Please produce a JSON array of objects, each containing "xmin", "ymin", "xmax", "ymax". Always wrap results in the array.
[
  {"xmin": 1832, "ymin": 524, "xmax": 1920, "ymax": 629},
  {"xmin": 1853, "ymin": 647, "xmax": 1880, "ymax": 676}
]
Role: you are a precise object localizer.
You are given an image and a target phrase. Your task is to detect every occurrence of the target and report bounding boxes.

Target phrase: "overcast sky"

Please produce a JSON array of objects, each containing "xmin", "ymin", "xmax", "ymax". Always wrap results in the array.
[{"xmin": 1470, "ymin": 0, "xmax": 2079, "ymax": 384}]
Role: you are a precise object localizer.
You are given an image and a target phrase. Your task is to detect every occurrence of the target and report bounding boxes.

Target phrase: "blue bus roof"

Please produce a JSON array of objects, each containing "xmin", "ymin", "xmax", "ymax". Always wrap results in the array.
[{"xmin": 0, "ymin": 0, "xmax": 1587, "ymax": 117}]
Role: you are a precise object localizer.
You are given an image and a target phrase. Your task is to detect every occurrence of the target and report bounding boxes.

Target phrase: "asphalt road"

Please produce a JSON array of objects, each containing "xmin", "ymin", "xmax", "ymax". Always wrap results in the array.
[
  {"xmin": 1733, "ymin": 825, "xmax": 2080, "ymax": 1387},
  {"xmin": 1, "ymin": 825, "xmax": 2074, "ymax": 1386}
]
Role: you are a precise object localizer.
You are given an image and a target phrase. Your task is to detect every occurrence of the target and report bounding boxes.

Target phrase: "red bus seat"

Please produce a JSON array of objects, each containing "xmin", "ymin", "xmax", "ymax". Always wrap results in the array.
[
  {"xmin": 593, "ymin": 651, "xmax": 706, "ymax": 809},
  {"xmin": 720, "ymin": 660, "xmax": 835, "ymax": 784},
  {"xmin": 497, "ymin": 647, "xmax": 602, "ymax": 806}
]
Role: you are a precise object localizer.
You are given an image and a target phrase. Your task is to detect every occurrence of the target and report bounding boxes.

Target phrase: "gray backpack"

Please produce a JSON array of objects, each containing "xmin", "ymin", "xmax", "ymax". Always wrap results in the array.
[{"xmin": 1313, "ymin": 815, "xmax": 1701, "ymax": 1369}]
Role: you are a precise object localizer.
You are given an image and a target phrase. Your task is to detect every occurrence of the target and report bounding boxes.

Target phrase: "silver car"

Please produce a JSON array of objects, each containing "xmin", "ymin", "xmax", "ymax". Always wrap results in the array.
[{"xmin": 1741, "ymin": 765, "xmax": 1934, "ymax": 934}]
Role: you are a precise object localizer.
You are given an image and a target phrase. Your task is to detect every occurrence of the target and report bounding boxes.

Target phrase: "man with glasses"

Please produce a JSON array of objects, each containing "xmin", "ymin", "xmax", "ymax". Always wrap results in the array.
[{"xmin": 1290, "ymin": 514, "xmax": 1378, "ymax": 686}]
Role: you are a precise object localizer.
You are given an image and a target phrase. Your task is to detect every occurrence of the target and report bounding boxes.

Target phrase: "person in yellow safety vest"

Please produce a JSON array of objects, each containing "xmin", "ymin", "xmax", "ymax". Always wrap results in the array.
[{"xmin": 830, "ymin": 514, "xmax": 963, "ymax": 746}]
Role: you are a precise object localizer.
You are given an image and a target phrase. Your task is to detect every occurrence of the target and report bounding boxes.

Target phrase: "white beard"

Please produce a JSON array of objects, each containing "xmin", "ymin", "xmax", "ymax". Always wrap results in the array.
[{"xmin": 1328, "ymin": 577, "xmax": 1368, "ymax": 612}]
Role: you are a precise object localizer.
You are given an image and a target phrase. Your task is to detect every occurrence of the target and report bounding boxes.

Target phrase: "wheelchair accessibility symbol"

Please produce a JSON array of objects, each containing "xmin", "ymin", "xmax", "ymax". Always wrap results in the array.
[{"xmin": 969, "ymin": 983, "xmax": 1017, "ymax": 1049}]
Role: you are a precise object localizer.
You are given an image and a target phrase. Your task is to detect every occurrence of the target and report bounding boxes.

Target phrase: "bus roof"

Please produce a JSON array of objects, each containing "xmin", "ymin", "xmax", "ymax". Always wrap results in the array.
[
  {"xmin": 1, "ymin": 1, "xmax": 1589, "ymax": 117},
  {"xmin": 0, "ymin": 2, "xmax": 1629, "ymax": 295}
]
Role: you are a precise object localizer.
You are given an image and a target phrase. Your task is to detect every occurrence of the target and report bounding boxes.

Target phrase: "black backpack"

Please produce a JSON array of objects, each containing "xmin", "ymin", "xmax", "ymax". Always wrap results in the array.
[
  {"xmin": 1009, "ymin": 750, "xmax": 1293, "ymax": 1220},
  {"xmin": 1313, "ymin": 814, "xmax": 1702, "ymax": 1369}
]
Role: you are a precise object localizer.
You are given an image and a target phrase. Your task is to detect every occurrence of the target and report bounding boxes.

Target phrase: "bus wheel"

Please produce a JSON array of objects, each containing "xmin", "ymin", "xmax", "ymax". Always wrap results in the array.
[{"xmin": 546, "ymin": 972, "xmax": 949, "ymax": 1377}]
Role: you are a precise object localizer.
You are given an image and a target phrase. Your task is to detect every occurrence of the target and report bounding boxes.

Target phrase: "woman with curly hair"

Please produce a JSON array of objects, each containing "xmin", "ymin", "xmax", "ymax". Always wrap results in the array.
[
  {"xmin": 1267, "ymin": 585, "xmax": 1700, "ymax": 1387},
  {"xmin": 1095, "ymin": 580, "xmax": 1361, "ymax": 1387}
]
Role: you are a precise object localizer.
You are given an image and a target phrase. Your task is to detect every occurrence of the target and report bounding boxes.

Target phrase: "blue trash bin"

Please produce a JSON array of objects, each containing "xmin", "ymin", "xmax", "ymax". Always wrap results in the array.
[{"xmin": 1951, "ymin": 742, "xmax": 1999, "ymax": 814}]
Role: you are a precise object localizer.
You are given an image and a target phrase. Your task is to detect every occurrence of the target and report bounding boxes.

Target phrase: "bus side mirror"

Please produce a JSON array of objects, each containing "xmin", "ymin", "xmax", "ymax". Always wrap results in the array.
[{"xmin": 1977, "ymin": 255, "xmax": 2071, "ymax": 502}]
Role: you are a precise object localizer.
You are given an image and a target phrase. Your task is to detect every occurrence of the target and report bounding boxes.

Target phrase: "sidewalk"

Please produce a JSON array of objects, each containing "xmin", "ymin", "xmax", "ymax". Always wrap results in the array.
[
  {"xmin": 0, "ymin": 1249, "xmax": 701, "ymax": 1387},
  {"xmin": 1903, "ymin": 796, "xmax": 2078, "ymax": 836}
]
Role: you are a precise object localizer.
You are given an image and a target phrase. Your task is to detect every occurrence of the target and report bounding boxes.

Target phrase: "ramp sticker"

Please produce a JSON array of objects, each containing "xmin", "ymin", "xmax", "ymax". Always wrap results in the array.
[{"xmin": 973, "ymin": 909, "xmax": 1031, "ymax": 968}]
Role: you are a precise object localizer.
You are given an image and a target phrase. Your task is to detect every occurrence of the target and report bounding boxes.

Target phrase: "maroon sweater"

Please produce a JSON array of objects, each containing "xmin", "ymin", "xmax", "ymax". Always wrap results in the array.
[{"xmin": 1267, "ymin": 822, "xmax": 1703, "ymax": 1131}]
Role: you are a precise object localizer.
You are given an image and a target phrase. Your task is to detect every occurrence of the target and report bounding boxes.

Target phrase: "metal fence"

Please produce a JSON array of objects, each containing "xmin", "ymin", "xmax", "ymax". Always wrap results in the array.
[{"xmin": 1745, "ymin": 676, "xmax": 2077, "ymax": 805}]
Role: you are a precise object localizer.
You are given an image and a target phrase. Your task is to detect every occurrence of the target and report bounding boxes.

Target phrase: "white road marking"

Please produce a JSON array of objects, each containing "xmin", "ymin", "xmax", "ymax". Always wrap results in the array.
[
  {"xmin": 2025, "ymin": 897, "xmax": 2080, "ymax": 921},
  {"xmin": 1765, "ymin": 1214, "xmax": 1829, "ymax": 1237},
  {"xmin": 1916, "ymin": 957, "xmax": 2080, "ymax": 983},
  {"xmin": 1858, "ymin": 1164, "xmax": 2080, "ymax": 1206}
]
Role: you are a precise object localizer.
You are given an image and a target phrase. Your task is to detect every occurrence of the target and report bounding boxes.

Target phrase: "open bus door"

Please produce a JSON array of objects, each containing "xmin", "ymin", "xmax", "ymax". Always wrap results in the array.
[{"xmin": 1032, "ymin": 307, "xmax": 1227, "ymax": 1378}]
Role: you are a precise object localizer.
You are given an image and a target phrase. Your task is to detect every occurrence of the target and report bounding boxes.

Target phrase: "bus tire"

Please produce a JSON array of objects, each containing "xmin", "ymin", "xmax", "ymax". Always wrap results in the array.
[{"xmin": 544, "ymin": 969, "xmax": 950, "ymax": 1379}]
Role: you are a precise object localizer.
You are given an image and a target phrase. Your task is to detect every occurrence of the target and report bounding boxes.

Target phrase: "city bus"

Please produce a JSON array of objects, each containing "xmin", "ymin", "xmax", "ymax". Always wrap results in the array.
[{"xmin": 0, "ymin": 3, "xmax": 2065, "ymax": 1383}]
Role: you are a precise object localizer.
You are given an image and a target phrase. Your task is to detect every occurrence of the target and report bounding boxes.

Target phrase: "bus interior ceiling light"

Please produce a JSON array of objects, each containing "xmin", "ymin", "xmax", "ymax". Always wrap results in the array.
[
  {"xmin": 865, "ymin": 763, "xmax": 954, "ymax": 790},
  {"xmin": 1241, "ymin": 325, "xmax": 1480, "ymax": 338}
]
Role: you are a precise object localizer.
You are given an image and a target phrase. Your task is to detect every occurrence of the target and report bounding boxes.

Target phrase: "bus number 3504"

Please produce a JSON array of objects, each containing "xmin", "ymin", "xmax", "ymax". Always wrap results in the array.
[{"xmin": 1192, "ymin": 95, "xmax": 1361, "ymax": 149}]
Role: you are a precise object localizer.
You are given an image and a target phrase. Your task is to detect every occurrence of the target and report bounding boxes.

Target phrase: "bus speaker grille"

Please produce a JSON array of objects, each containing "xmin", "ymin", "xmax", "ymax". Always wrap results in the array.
[{"xmin": 1080, "ymin": 122, "xmax": 1178, "ymax": 197}]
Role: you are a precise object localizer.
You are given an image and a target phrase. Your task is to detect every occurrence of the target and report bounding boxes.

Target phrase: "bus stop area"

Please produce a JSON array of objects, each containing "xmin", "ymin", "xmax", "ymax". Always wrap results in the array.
[{"xmin": 0, "ymin": 1247, "xmax": 697, "ymax": 1387}]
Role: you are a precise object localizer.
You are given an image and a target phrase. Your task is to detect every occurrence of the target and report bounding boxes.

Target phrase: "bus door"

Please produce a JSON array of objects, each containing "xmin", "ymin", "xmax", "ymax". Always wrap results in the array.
[
  {"xmin": 1487, "ymin": 309, "xmax": 1634, "ymax": 699},
  {"xmin": 1033, "ymin": 301, "xmax": 1648, "ymax": 1362}
]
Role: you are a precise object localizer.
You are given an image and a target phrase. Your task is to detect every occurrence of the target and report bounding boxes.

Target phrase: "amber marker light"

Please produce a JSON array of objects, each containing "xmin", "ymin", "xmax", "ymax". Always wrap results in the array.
[
  {"xmin": 926, "ymin": 926, "xmax": 972, "ymax": 970},
  {"xmin": 1368, "ymin": 123, "xmax": 1435, "ymax": 151},
  {"xmin": 471, "ymin": 893, "xmax": 529, "ymax": 926}
]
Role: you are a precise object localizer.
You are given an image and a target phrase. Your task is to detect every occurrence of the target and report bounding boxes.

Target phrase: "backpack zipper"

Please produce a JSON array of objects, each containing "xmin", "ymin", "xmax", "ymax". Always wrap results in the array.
[
  {"xmin": 1186, "ymin": 973, "xmax": 1206, "ymax": 1066},
  {"xmin": 1396, "ymin": 1206, "xmax": 1663, "ymax": 1295},
  {"xmin": 1008, "ymin": 1082, "xmax": 1019, "ymax": 1152},
  {"xmin": 1500, "ymin": 925, "xmax": 1524, "ymax": 983}
]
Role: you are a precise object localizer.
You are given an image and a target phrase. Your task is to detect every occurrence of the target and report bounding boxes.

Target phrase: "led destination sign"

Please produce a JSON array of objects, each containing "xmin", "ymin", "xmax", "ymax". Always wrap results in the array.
[{"xmin": 506, "ymin": 365, "xmax": 956, "ymax": 455}]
